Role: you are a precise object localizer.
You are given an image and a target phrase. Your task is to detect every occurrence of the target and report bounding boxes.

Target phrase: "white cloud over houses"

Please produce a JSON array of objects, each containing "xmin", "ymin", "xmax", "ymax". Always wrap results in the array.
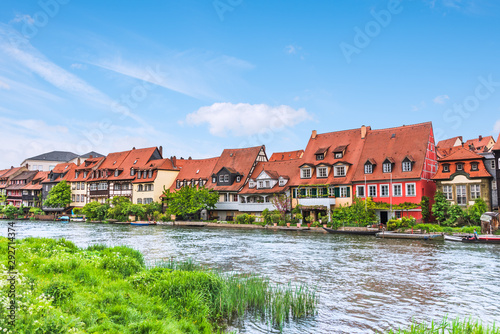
[
  {"xmin": 185, "ymin": 103, "xmax": 311, "ymax": 137},
  {"xmin": 433, "ymin": 94, "xmax": 449, "ymax": 104}
]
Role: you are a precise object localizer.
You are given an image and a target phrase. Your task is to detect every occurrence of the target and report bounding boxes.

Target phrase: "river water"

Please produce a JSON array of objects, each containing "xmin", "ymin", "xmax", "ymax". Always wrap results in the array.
[{"xmin": 4, "ymin": 221, "xmax": 500, "ymax": 333}]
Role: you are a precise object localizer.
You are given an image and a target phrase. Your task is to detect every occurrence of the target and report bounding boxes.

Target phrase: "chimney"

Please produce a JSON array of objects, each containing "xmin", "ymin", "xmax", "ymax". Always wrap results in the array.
[
  {"xmin": 171, "ymin": 156, "xmax": 176, "ymax": 168},
  {"xmin": 479, "ymin": 135, "xmax": 483, "ymax": 142},
  {"xmin": 25, "ymin": 163, "xmax": 28, "ymax": 168},
  {"xmin": 361, "ymin": 125, "xmax": 367, "ymax": 139},
  {"xmin": 158, "ymin": 146, "xmax": 163, "ymax": 157},
  {"xmin": 89, "ymin": 155, "xmax": 93, "ymax": 159},
  {"xmin": 132, "ymin": 147, "xmax": 136, "ymax": 150},
  {"xmin": 77, "ymin": 158, "xmax": 81, "ymax": 166},
  {"xmin": 311, "ymin": 130, "xmax": 317, "ymax": 139},
  {"xmin": 188, "ymin": 156, "xmax": 192, "ymax": 160}
]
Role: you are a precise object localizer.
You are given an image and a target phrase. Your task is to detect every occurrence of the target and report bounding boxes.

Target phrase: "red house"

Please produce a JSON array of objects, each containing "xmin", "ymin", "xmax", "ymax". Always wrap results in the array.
[{"xmin": 351, "ymin": 122, "xmax": 438, "ymax": 223}]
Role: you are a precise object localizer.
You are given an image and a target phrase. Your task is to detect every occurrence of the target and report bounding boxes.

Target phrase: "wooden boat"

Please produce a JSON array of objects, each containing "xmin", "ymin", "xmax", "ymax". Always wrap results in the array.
[
  {"xmin": 376, "ymin": 231, "xmax": 444, "ymax": 240},
  {"xmin": 445, "ymin": 234, "xmax": 500, "ymax": 244},
  {"xmin": 131, "ymin": 221, "xmax": 156, "ymax": 226},
  {"xmin": 56, "ymin": 216, "xmax": 70, "ymax": 223},
  {"xmin": 278, "ymin": 227, "xmax": 310, "ymax": 231},
  {"xmin": 174, "ymin": 222, "xmax": 207, "ymax": 227},
  {"xmin": 323, "ymin": 227, "xmax": 380, "ymax": 235},
  {"xmin": 70, "ymin": 216, "xmax": 85, "ymax": 222}
]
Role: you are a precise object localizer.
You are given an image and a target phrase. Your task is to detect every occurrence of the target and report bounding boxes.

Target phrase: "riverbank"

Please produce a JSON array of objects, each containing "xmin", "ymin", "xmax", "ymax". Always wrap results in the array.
[{"xmin": 0, "ymin": 237, "xmax": 317, "ymax": 333}]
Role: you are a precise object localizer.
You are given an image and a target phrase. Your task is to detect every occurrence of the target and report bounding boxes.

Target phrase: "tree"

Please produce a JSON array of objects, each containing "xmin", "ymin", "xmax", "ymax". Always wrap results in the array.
[
  {"xmin": 420, "ymin": 196, "xmax": 431, "ymax": 223},
  {"xmin": 432, "ymin": 191, "xmax": 450, "ymax": 225},
  {"xmin": 162, "ymin": 186, "xmax": 219, "ymax": 220},
  {"xmin": 0, "ymin": 194, "xmax": 7, "ymax": 206},
  {"xmin": 467, "ymin": 198, "xmax": 488, "ymax": 225},
  {"xmin": 82, "ymin": 201, "xmax": 109, "ymax": 221},
  {"xmin": 44, "ymin": 180, "xmax": 71, "ymax": 208},
  {"xmin": 270, "ymin": 193, "xmax": 290, "ymax": 220},
  {"xmin": 3, "ymin": 205, "xmax": 18, "ymax": 219}
]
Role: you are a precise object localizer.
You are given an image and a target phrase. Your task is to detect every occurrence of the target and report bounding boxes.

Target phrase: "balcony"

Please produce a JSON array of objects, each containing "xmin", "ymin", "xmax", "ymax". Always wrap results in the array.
[
  {"xmin": 89, "ymin": 189, "xmax": 109, "ymax": 197},
  {"xmin": 298, "ymin": 197, "xmax": 336, "ymax": 207},
  {"xmin": 239, "ymin": 202, "xmax": 276, "ymax": 212},
  {"xmin": 214, "ymin": 202, "xmax": 241, "ymax": 211}
]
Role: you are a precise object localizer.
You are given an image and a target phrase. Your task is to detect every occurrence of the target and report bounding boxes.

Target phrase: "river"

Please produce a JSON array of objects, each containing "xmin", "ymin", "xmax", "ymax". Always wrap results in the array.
[{"xmin": 4, "ymin": 220, "xmax": 500, "ymax": 333}]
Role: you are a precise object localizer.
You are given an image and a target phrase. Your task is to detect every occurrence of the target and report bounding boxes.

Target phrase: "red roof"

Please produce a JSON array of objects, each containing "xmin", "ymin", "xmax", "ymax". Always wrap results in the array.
[
  {"xmin": 464, "ymin": 136, "xmax": 495, "ymax": 153},
  {"xmin": 352, "ymin": 122, "xmax": 433, "ymax": 182},
  {"xmin": 493, "ymin": 134, "xmax": 500, "ymax": 151},
  {"xmin": 269, "ymin": 150, "xmax": 304, "ymax": 161},
  {"xmin": 209, "ymin": 146, "xmax": 265, "ymax": 192},
  {"xmin": 295, "ymin": 127, "xmax": 367, "ymax": 186},
  {"xmin": 437, "ymin": 136, "xmax": 463, "ymax": 149},
  {"xmin": 168, "ymin": 157, "xmax": 219, "ymax": 192},
  {"xmin": 0, "ymin": 167, "xmax": 25, "ymax": 179},
  {"xmin": 239, "ymin": 160, "xmax": 302, "ymax": 194},
  {"xmin": 433, "ymin": 147, "xmax": 492, "ymax": 180}
]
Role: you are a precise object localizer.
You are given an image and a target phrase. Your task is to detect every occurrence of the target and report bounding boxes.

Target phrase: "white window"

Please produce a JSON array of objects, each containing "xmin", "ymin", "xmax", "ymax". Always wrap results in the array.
[
  {"xmin": 76, "ymin": 183, "xmax": 80, "ymax": 190},
  {"xmin": 224, "ymin": 193, "xmax": 229, "ymax": 202},
  {"xmin": 334, "ymin": 166, "xmax": 346, "ymax": 177},
  {"xmin": 470, "ymin": 184, "xmax": 481, "ymax": 199},
  {"xmin": 148, "ymin": 170, "xmax": 153, "ymax": 178},
  {"xmin": 236, "ymin": 176, "xmax": 241, "ymax": 182},
  {"xmin": 76, "ymin": 194, "xmax": 80, "ymax": 202},
  {"xmin": 279, "ymin": 179, "xmax": 286, "ymax": 186},
  {"xmin": 492, "ymin": 160, "xmax": 496, "ymax": 170},
  {"xmin": 364, "ymin": 164, "xmax": 373, "ymax": 174},
  {"xmin": 368, "ymin": 185, "xmax": 377, "ymax": 197},
  {"xmin": 492, "ymin": 181, "xmax": 497, "ymax": 191},
  {"xmin": 224, "ymin": 174, "xmax": 229, "ymax": 182},
  {"xmin": 317, "ymin": 167, "xmax": 328, "ymax": 178},
  {"xmin": 130, "ymin": 168, "xmax": 135, "ymax": 176},
  {"xmin": 301, "ymin": 168, "xmax": 311, "ymax": 179},
  {"xmin": 258, "ymin": 181, "xmax": 264, "ymax": 188},
  {"xmin": 456, "ymin": 163, "xmax": 463, "ymax": 171},
  {"xmin": 335, "ymin": 152, "xmax": 343, "ymax": 159},
  {"xmin": 471, "ymin": 163, "xmax": 478, "ymax": 171},
  {"xmin": 457, "ymin": 185, "xmax": 467, "ymax": 205},
  {"xmin": 143, "ymin": 171, "xmax": 147, "ymax": 179},
  {"xmin": 383, "ymin": 163, "xmax": 392, "ymax": 173},
  {"xmin": 393, "ymin": 184, "xmax": 402, "ymax": 197},
  {"xmin": 443, "ymin": 185, "xmax": 453, "ymax": 200},
  {"xmin": 402, "ymin": 161, "xmax": 412, "ymax": 172},
  {"xmin": 356, "ymin": 185, "xmax": 365, "ymax": 197},
  {"xmin": 443, "ymin": 165, "xmax": 450, "ymax": 172},
  {"xmin": 72, "ymin": 194, "xmax": 75, "ymax": 202},
  {"xmin": 265, "ymin": 180, "xmax": 270, "ymax": 188},
  {"xmin": 83, "ymin": 171, "xmax": 88, "ymax": 178},
  {"xmin": 340, "ymin": 186, "xmax": 348, "ymax": 198},
  {"xmin": 406, "ymin": 183, "xmax": 416, "ymax": 197},
  {"xmin": 137, "ymin": 198, "xmax": 142, "ymax": 204},
  {"xmin": 219, "ymin": 175, "xmax": 224, "ymax": 182},
  {"xmin": 380, "ymin": 184, "xmax": 389, "ymax": 197}
]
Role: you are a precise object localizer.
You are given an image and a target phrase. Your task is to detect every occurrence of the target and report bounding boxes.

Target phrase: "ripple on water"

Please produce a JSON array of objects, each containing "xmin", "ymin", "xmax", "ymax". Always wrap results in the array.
[{"xmin": 6, "ymin": 221, "xmax": 500, "ymax": 333}]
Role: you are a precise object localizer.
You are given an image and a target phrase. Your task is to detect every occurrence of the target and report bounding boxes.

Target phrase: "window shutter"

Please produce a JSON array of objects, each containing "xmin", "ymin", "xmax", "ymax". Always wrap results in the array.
[
  {"xmin": 334, "ymin": 187, "xmax": 340, "ymax": 198},
  {"xmin": 311, "ymin": 188, "xmax": 317, "ymax": 197},
  {"xmin": 347, "ymin": 187, "xmax": 351, "ymax": 197},
  {"xmin": 292, "ymin": 189, "xmax": 297, "ymax": 198}
]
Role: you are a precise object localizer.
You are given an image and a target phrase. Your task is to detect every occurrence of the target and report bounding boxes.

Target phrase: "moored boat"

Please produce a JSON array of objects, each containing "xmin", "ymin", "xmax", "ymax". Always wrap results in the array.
[
  {"xmin": 278, "ymin": 227, "xmax": 311, "ymax": 231},
  {"xmin": 131, "ymin": 221, "xmax": 156, "ymax": 226},
  {"xmin": 445, "ymin": 234, "xmax": 500, "ymax": 244},
  {"xmin": 323, "ymin": 227, "xmax": 380, "ymax": 235},
  {"xmin": 376, "ymin": 231, "xmax": 444, "ymax": 240}
]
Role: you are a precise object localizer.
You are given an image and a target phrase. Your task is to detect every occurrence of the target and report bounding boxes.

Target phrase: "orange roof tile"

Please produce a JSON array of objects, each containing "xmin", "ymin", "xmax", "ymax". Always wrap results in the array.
[
  {"xmin": 464, "ymin": 136, "xmax": 495, "ymax": 153},
  {"xmin": 269, "ymin": 150, "xmax": 304, "ymax": 161},
  {"xmin": 168, "ymin": 157, "xmax": 220, "ymax": 192},
  {"xmin": 433, "ymin": 148, "xmax": 492, "ymax": 180},
  {"xmin": 352, "ymin": 122, "xmax": 433, "ymax": 182},
  {"xmin": 239, "ymin": 160, "xmax": 302, "ymax": 195},
  {"xmin": 438, "ymin": 147, "xmax": 484, "ymax": 162},
  {"xmin": 437, "ymin": 136, "xmax": 463, "ymax": 149}
]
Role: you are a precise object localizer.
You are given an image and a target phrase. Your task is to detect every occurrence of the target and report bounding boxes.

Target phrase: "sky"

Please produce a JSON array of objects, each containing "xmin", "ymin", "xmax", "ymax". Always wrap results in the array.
[{"xmin": 1, "ymin": 0, "xmax": 500, "ymax": 168}]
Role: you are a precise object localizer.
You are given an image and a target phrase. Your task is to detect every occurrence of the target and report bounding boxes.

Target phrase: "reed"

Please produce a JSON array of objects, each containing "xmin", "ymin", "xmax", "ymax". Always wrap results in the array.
[{"xmin": 386, "ymin": 316, "xmax": 499, "ymax": 334}]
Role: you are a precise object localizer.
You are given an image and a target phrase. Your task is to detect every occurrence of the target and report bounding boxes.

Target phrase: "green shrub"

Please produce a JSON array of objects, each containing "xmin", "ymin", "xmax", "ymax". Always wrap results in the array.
[
  {"xmin": 387, "ymin": 217, "xmax": 416, "ymax": 231},
  {"xmin": 44, "ymin": 280, "xmax": 74, "ymax": 305},
  {"xmin": 235, "ymin": 213, "xmax": 256, "ymax": 224}
]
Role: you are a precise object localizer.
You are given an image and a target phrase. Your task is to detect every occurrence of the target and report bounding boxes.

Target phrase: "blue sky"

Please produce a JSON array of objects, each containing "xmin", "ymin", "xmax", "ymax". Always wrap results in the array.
[{"xmin": 1, "ymin": 0, "xmax": 500, "ymax": 168}]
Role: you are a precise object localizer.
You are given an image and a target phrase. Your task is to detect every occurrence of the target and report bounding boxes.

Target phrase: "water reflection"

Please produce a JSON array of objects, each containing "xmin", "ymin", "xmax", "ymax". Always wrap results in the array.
[{"xmin": 4, "ymin": 221, "xmax": 500, "ymax": 334}]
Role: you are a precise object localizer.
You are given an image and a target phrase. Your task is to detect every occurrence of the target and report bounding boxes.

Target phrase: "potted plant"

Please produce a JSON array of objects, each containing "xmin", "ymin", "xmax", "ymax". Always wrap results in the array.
[
  {"xmin": 318, "ymin": 213, "xmax": 327, "ymax": 228},
  {"xmin": 304, "ymin": 215, "xmax": 312, "ymax": 228},
  {"xmin": 286, "ymin": 217, "xmax": 291, "ymax": 227},
  {"xmin": 296, "ymin": 213, "xmax": 303, "ymax": 228}
]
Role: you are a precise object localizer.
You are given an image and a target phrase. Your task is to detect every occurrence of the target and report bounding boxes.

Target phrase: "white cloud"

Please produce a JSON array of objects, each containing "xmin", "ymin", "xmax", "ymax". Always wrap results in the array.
[
  {"xmin": 70, "ymin": 63, "xmax": 87, "ymax": 70},
  {"xmin": 186, "ymin": 103, "xmax": 311, "ymax": 137},
  {"xmin": 0, "ymin": 80, "xmax": 10, "ymax": 90},
  {"xmin": 494, "ymin": 119, "xmax": 500, "ymax": 134},
  {"xmin": 10, "ymin": 14, "xmax": 34, "ymax": 25},
  {"xmin": 433, "ymin": 94, "xmax": 449, "ymax": 104}
]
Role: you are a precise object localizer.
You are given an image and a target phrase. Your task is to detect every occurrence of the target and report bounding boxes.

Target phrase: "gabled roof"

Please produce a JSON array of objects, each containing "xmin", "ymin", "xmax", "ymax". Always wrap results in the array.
[
  {"xmin": 78, "ymin": 151, "xmax": 105, "ymax": 159},
  {"xmin": 438, "ymin": 147, "xmax": 484, "ymax": 162},
  {"xmin": 464, "ymin": 136, "xmax": 495, "ymax": 153},
  {"xmin": 493, "ymin": 134, "xmax": 500, "ymax": 151},
  {"xmin": 11, "ymin": 170, "xmax": 38, "ymax": 181},
  {"xmin": 168, "ymin": 157, "xmax": 220, "ymax": 192},
  {"xmin": 433, "ymin": 148, "xmax": 492, "ymax": 180},
  {"xmin": 269, "ymin": 150, "xmax": 304, "ymax": 161},
  {"xmin": 437, "ymin": 136, "xmax": 463, "ymax": 149},
  {"xmin": 240, "ymin": 160, "xmax": 302, "ymax": 194},
  {"xmin": 352, "ymin": 122, "xmax": 433, "ymax": 182},
  {"xmin": 209, "ymin": 146, "xmax": 265, "ymax": 191},
  {"xmin": 296, "ymin": 127, "xmax": 367, "ymax": 186},
  {"xmin": 0, "ymin": 167, "xmax": 26, "ymax": 179},
  {"xmin": 25, "ymin": 151, "xmax": 78, "ymax": 162}
]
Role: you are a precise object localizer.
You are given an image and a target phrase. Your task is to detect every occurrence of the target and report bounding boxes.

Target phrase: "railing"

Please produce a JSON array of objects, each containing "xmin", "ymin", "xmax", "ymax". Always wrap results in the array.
[
  {"xmin": 89, "ymin": 190, "xmax": 109, "ymax": 196},
  {"xmin": 298, "ymin": 197, "xmax": 336, "ymax": 207},
  {"xmin": 238, "ymin": 202, "xmax": 276, "ymax": 212},
  {"xmin": 214, "ymin": 202, "xmax": 241, "ymax": 211}
]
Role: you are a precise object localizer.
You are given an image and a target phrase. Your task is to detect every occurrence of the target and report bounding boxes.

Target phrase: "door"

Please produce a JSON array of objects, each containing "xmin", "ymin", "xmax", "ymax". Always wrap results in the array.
[{"xmin": 380, "ymin": 211, "xmax": 388, "ymax": 224}]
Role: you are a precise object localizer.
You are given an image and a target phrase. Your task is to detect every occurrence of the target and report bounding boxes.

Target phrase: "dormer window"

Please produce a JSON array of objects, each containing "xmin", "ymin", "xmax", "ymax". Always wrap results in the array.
[
  {"xmin": 75, "ymin": 171, "xmax": 79, "ymax": 179},
  {"xmin": 236, "ymin": 176, "xmax": 241, "ymax": 182},
  {"xmin": 456, "ymin": 163, "xmax": 464, "ymax": 171},
  {"xmin": 143, "ymin": 171, "xmax": 147, "ymax": 179},
  {"xmin": 317, "ymin": 167, "xmax": 328, "ymax": 178},
  {"xmin": 471, "ymin": 163, "xmax": 478, "ymax": 171},
  {"xmin": 334, "ymin": 152, "xmax": 343, "ymax": 159},
  {"xmin": 334, "ymin": 165, "xmax": 346, "ymax": 177},
  {"xmin": 219, "ymin": 175, "xmax": 224, "ymax": 182},
  {"xmin": 249, "ymin": 180, "xmax": 256, "ymax": 188},
  {"xmin": 402, "ymin": 160, "xmax": 412, "ymax": 172},
  {"xmin": 443, "ymin": 164, "xmax": 450, "ymax": 172},
  {"xmin": 83, "ymin": 171, "xmax": 88, "ymax": 178},
  {"xmin": 258, "ymin": 181, "xmax": 264, "ymax": 188},
  {"xmin": 212, "ymin": 177, "xmax": 216, "ymax": 183},
  {"xmin": 364, "ymin": 163, "xmax": 373, "ymax": 174},
  {"xmin": 224, "ymin": 175, "xmax": 229, "ymax": 182},
  {"xmin": 279, "ymin": 178, "xmax": 287, "ymax": 186},
  {"xmin": 383, "ymin": 163, "xmax": 392, "ymax": 173},
  {"xmin": 137, "ymin": 171, "xmax": 141, "ymax": 179},
  {"xmin": 134, "ymin": 160, "xmax": 137, "ymax": 164},
  {"xmin": 130, "ymin": 168, "xmax": 135, "ymax": 176},
  {"xmin": 301, "ymin": 168, "xmax": 311, "ymax": 179},
  {"xmin": 114, "ymin": 170, "xmax": 119, "ymax": 177},
  {"xmin": 316, "ymin": 153, "xmax": 324, "ymax": 160},
  {"xmin": 149, "ymin": 170, "xmax": 153, "ymax": 178}
]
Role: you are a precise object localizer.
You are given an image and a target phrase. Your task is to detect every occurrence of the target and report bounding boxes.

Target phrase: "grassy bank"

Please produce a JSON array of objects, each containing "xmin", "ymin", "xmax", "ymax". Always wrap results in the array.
[
  {"xmin": 386, "ymin": 317, "xmax": 500, "ymax": 334},
  {"xmin": 0, "ymin": 237, "xmax": 317, "ymax": 333}
]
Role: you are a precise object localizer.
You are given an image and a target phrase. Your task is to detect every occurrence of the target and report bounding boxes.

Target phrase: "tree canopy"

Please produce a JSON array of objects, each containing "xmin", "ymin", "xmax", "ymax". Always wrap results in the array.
[
  {"xmin": 44, "ymin": 180, "xmax": 71, "ymax": 208},
  {"xmin": 162, "ymin": 186, "xmax": 218, "ymax": 220}
]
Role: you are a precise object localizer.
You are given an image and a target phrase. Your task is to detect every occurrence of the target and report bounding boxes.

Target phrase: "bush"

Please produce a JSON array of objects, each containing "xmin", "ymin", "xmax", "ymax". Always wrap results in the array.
[
  {"xmin": 235, "ymin": 213, "xmax": 256, "ymax": 224},
  {"xmin": 44, "ymin": 280, "xmax": 74, "ymax": 305},
  {"xmin": 387, "ymin": 217, "xmax": 416, "ymax": 231}
]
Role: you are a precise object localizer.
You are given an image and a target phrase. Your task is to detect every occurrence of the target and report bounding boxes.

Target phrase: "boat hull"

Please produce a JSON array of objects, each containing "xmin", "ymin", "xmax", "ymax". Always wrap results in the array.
[
  {"xmin": 445, "ymin": 235, "xmax": 500, "ymax": 244},
  {"xmin": 323, "ymin": 227, "xmax": 380, "ymax": 235},
  {"xmin": 376, "ymin": 231, "xmax": 444, "ymax": 240},
  {"xmin": 131, "ymin": 221, "xmax": 156, "ymax": 226}
]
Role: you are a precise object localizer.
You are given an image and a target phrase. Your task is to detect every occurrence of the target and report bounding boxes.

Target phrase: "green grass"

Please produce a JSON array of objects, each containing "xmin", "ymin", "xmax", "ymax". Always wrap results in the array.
[
  {"xmin": 386, "ymin": 316, "xmax": 500, "ymax": 334},
  {"xmin": 0, "ymin": 237, "xmax": 317, "ymax": 333}
]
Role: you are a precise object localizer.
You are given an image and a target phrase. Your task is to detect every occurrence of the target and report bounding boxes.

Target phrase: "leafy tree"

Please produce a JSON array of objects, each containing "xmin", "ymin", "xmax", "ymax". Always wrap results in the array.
[
  {"xmin": 0, "ymin": 194, "xmax": 7, "ymax": 206},
  {"xmin": 420, "ymin": 196, "xmax": 431, "ymax": 223},
  {"xmin": 144, "ymin": 202, "xmax": 162, "ymax": 220},
  {"xmin": 82, "ymin": 201, "xmax": 109, "ymax": 221},
  {"xmin": 162, "ymin": 186, "xmax": 219, "ymax": 220},
  {"xmin": 432, "ymin": 191, "xmax": 450, "ymax": 225},
  {"xmin": 127, "ymin": 204, "xmax": 146, "ymax": 220},
  {"xmin": 107, "ymin": 196, "xmax": 132, "ymax": 221},
  {"xmin": 467, "ymin": 198, "xmax": 488, "ymax": 225},
  {"xmin": 29, "ymin": 207, "xmax": 44, "ymax": 216},
  {"xmin": 270, "ymin": 193, "xmax": 290, "ymax": 220},
  {"xmin": 3, "ymin": 205, "xmax": 19, "ymax": 219},
  {"xmin": 444, "ymin": 204, "xmax": 464, "ymax": 226},
  {"xmin": 44, "ymin": 180, "xmax": 71, "ymax": 208}
]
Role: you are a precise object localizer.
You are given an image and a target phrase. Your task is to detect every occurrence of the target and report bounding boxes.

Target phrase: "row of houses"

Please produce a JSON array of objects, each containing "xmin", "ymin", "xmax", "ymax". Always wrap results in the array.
[{"xmin": 1, "ymin": 121, "xmax": 499, "ymax": 222}]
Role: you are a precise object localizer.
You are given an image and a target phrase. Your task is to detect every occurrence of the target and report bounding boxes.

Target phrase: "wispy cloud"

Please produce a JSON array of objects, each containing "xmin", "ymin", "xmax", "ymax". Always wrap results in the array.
[
  {"xmin": 185, "ymin": 102, "xmax": 311, "ymax": 137},
  {"xmin": 411, "ymin": 101, "xmax": 427, "ymax": 112},
  {"xmin": 10, "ymin": 14, "xmax": 34, "ymax": 25},
  {"xmin": 70, "ymin": 63, "xmax": 87, "ymax": 70},
  {"xmin": 0, "ymin": 79, "xmax": 10, "ymax": 90},
  {"xmin": 433, "ymin": 94, "xmax": 449, "ymax": 104}
]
